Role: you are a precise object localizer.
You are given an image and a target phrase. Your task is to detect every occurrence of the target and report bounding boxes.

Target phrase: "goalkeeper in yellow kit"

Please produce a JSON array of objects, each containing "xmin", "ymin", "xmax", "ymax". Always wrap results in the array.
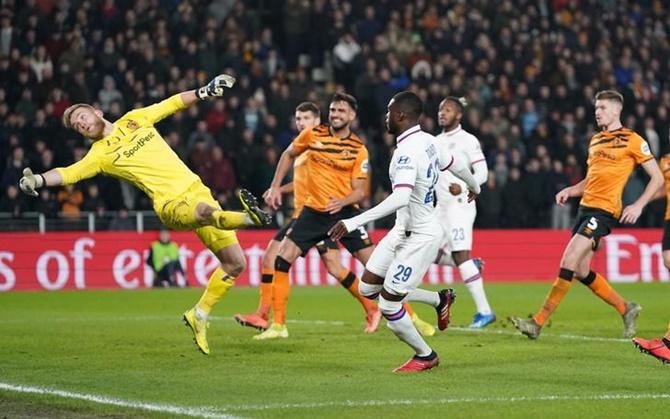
[{"xmin": 18, "ymin": 74, "xmax": 271, "ymax": 355}]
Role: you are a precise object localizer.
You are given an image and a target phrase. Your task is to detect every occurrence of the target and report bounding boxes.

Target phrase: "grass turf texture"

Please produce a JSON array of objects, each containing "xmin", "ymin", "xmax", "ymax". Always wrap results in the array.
[{"xmin": 0, "ymin": 282, "xmax": 668, "ymax": 418}]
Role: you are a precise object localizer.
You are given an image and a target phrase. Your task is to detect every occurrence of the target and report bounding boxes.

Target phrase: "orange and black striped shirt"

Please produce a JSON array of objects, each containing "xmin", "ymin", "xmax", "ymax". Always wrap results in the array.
[
  {"xmin": 291, "ymin": 124, "xmax": 369, "ymax": 212},
  {"xmin": 581, "ymin": 127, "xmax": 653, "ymax": 218}
]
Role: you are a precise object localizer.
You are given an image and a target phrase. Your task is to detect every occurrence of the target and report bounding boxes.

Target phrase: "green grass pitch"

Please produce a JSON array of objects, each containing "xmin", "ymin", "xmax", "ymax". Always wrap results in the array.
[{"xmin": 0, "ymin": 282, "xmax": 668, "ymax": 418}]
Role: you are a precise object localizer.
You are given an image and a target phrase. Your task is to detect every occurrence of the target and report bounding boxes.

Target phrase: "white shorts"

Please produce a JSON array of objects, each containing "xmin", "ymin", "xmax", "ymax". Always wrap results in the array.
[
  {"xmin": 438, "ymin": 203, "xmax": 476, "ymax": 252},
  {"xmin": 366, "ymin": 227, "xmax": 443, "ymax": 296}
]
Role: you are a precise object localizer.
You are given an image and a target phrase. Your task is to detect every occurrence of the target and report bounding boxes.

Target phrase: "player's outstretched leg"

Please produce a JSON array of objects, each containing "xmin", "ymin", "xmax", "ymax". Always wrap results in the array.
[
  {"xmin": 237, "ymin": 188, "xmax": 271, "ymax": 226},
  {"xmin": 254, "ymin": 256, "xmax": 291, "ymax": 340},
  {"xmin": 405, "ymin": 288, "xmax": 456, "ymax": 331},
  {"xmin": 379, "ymin": 295, "xmax": 439, "ymax": 373},
  {"xmin": 234, "ymin": 267, "xmax": 273, "ymax": 331}
]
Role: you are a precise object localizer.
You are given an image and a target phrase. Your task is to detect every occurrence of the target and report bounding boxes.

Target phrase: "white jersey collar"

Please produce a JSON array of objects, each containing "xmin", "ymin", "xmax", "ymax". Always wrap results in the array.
[
  {"xmin": 442, "ymin": 124, "xmax": 462, "ymax": 137},
  {"xmin": 396, "ymin": 124, "xmax": 422, "ymax": 144}
]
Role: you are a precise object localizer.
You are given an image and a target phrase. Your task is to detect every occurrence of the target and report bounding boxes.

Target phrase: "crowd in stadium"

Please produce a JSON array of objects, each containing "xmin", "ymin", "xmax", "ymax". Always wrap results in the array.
[{"xmin": 1, "ymin": 0, "xmax": 670, "ymax": 228}]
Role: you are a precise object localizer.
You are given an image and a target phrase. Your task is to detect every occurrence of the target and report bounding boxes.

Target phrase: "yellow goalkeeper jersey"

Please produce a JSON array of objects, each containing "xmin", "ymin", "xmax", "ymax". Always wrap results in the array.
[{"xmin": 56, "ymin": 94, "xmax": 200, "ymax": 204}]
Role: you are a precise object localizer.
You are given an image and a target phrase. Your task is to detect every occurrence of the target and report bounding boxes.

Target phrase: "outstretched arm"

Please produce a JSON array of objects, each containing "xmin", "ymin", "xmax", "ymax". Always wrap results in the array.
[
  {"xmin": 19, "ymin": 152, "xmax": 101, "ymax": 196},
  {"xmin": 265, "ymin": 145, "xmax": 301, "ymax": 210}
]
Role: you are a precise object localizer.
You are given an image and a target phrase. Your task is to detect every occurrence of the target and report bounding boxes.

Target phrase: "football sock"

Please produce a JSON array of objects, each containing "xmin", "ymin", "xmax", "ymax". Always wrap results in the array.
[
  {"xmin": 533, "ymin": 268, "xmax": 574, "ymax": 326},
  {"xmin": 459, "ymin": 258, "xmax": 492, "ymax": 314},
  {"xmin": 195, "ymin": 268, "xmax": 235, "ymax": 320},
  {"xmin": 404, "ymin": 302, "xmax": 416, "ymax": 316},
  {"xmin": 258, "ymin": 267, "xmax": 273, "ymax": 318},
  {"xmin": 338, "ymin": 270, "xmax": 377, "ymax": 313},
  {"xmin": 405, "ymin": 288, "xmax": 440, "ymax": 307},
  {"xmin": 380, "ymin": 297, "xmax": 432, "ymax": 357},
  {"xmin": 272, "ymin": 257, "xmax": 291, "ymax": 325},
  {"xmin": 582, "ymin": 271, "xmax": 626, "ymax": 314},
  {"xmin": 211, "ymin": 210, "xmax": 250, "ymax": 229}
]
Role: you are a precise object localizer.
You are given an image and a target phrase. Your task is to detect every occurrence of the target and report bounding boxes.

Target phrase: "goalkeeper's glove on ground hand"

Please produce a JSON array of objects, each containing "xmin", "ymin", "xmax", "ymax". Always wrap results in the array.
[
  {"xmin": 19, "ymin": 168, "xmax": 44, "ymax": 197},
  {"xmin": 196, "ymin": 74, "xmax": 236, "ymax": 99}
]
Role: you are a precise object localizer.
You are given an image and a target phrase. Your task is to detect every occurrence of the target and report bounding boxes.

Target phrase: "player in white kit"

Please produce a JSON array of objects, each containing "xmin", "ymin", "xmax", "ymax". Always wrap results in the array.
[
  {"xmin": 329, "ymin": 92, "xmax": 481, "ymax": 372},
  {"xmin": 434, "ymin": 97, "xmax": 495, "ymax": 328}
]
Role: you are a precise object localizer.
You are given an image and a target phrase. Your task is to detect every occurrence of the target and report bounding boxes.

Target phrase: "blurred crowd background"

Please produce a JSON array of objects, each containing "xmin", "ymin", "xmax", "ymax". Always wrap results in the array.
[{"xmin": 1, "ymin": 0, "xmax": 670, "ymax": 229}]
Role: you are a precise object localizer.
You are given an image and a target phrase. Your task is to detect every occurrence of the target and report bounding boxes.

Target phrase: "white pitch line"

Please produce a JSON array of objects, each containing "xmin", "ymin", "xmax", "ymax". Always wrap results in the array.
[
  {"xmin": 221, "ymin": 393, "xmax": 670, "ymax": 412},
  {"xmin": 0, "ymin": 382, "xmax": 238, "ymax": 419},
  {"xmin": 449, "ymin": 326, "xmax": 630, "ymax": 343}
]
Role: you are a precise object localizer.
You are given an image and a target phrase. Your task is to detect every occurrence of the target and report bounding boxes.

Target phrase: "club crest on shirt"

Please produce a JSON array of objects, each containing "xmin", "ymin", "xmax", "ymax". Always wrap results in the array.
[{"xmin": 126, "ymin": 120, "xmax": 140, "ymax": 131}]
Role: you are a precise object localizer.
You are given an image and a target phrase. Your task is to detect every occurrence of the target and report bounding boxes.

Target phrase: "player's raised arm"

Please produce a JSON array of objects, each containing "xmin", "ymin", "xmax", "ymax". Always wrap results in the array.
[
  {"xmin": 19, "ymin": 152, "xmax": 101, "ymax": 197},
  {"xmin": 136, "ymin": 74, "xmax": 236, "ymax": 125}
]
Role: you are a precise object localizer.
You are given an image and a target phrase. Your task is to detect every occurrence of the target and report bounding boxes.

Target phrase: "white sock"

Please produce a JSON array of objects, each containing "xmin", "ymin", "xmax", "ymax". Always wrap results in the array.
[
  {"xmin": 243, "ymin": 214, "xmax": 254, "ymax": 225},
  {"xmin": 195, "ymin": 305, "xmax": 208, "ymax": 320},
  {"xmin": 405, "ymin": 288, "xmax": 439, "ymax": 307},
  {"xmin": 380, "ymin": 296, "xmax": 432, "ymax": 356},
  {"xmin": 435, "ymin": 248, "xmax": 455, "ymax": 266},
  {"xmin": 459, "ymin": 259, "xmax": 492, "ymax": 314}
]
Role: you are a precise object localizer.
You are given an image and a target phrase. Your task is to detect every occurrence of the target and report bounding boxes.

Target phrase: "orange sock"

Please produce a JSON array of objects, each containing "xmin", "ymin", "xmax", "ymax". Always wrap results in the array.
[
  {"xmin": 258, "ymin": 267, "xmax": 273, "ymax": 318},
  {"xmin": 533, "ymin": 272, "xmax": 574, "ymax": 326},
  {"xmin": 404, "ymin": 303, "xmax": 415, "ymax": 316},
  {"xmin": 337, "ymin": 270, "xmax": 377, "ymax": 313},
  {"xmin": 587, "ymin": 272, "xmax": 626, "ymax": 315},
  {"xmin": 272, "ymin": 266, "xmax": 290, "ymax": 325}
]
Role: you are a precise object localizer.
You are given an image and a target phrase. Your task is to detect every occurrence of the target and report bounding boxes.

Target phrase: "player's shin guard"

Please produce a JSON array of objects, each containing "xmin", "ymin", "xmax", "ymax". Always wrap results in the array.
[
  {"xmin": 459, "ymin": 259, "xmax": 492, "ymax": 315},
  {"xmin": 212, "ymin": 210, "xmax": 250, "ymax": 230},
  {"xmin": 339, "ymin": 271, "xmax": 377, "ymax": 312},
  {"xmin": 580, "ymin": 271, "xmax": 626, "ymax": 314},
  {"xmin": 358, "ymin": 280, "xmax": 382, "ymax": 300},
  {"xmin": 379, "ymin": 294, "xmax": 432, "ymax": 357},
  {"xmin": 405, "ymin": 288, "xmax": 440, "ymax": 306},
  {"xmin": 272, "ymin": 257, "xmax": 291, "ymax": 325},
  {"xmin": 533, "ymin": 268, "xmax": 574, "ymax": 326},
  {"xmin": 196, "ymin": 268, "xmax": 235, "ymax": 319}
]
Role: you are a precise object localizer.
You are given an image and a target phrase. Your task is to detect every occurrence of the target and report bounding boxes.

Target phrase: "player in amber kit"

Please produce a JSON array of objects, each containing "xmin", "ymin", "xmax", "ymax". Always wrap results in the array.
[
  {"xmin": 510, "ymin": 90, "xmax": 663, "ymax": 339},
  {"xmin": 260, "ymin": 93, "xmax": 436, "ymax": 339},
  {"xmin": 234, "ymin": 102, "xmax": 381, "ymax": 334},
  {"xmin": 18, "ymin": 74, "xmax": 270, "ymax": 355}
]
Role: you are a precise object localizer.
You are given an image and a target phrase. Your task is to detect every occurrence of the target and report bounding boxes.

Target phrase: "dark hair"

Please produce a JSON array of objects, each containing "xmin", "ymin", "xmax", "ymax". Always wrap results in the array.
[
  {"xmin": 594, "ymin": 90, "xmax": 624, "ymax": 105},
  {"xmin": 330, "ymin": 92, "xmax": 358, "ymax": 112},
  {"xmin": 295, "ymin": 101, "xmax": 320, "ymax": 117},
  {"xmin": 392, "ymin": 91, "xmax": 423, "ymax": 119},
  {"xmin": 443, "ymin": 96, "xmax": 468, "ymax": 113}
]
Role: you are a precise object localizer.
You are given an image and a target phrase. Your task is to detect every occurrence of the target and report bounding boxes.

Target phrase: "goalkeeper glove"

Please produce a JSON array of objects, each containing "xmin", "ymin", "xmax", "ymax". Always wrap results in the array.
[
  {"xmin": 19, "ymin": 167, "xmax": 44, "ymax": 197},
  {"xmin": 195, "ymin": 74, "xmax": 236, "ymax": 100}
]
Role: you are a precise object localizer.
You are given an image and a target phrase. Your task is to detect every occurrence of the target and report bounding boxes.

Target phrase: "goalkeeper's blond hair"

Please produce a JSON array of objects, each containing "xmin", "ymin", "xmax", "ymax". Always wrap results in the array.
[{"xmin": 62, "ymin": 103, "xmax": 97, "ymax": 129}]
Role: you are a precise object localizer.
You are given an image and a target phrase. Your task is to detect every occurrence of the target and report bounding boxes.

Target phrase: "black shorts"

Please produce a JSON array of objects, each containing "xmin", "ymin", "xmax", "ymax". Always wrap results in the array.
[
  {"xmin": 273, "ymin": 218, "xmax": 339, "ymax": 254},
  {"xmin": 287, "ymin": 206, "xmax": 374, "ymax": 254},
  {"xmin": 571, "ymin": 206, "xmax": 617, "ymax": 250},
  {"xmin": 273, "ymin": 219, "xmax": 296, "ymax": 242},
  {"xmin": 663, "ymin": 220, "xmax": 670, "ymax": 251}
]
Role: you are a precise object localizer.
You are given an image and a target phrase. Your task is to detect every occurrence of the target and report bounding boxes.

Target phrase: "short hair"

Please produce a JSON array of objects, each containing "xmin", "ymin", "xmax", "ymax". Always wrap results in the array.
[
  {"xmin": 62, "ymin": 103, "xmax": 95, "ymax": 129},
  {"xmin": 392, "ymin": 91, "xmax": 423, "ymax": 119},
  {"xmin": 295, "ymin": 101, "xmax": 320, "ymax": 117},
  {"xmin": 443, "ymin": 96, "xmax": 468, "ymax": 113},
  {"xmin": 330, "ymin": 92, "xmax": 358, "ymax": 112},
  {"xmin": 594, "ymin": 90, "xmax": 624, "ymax": 106}
]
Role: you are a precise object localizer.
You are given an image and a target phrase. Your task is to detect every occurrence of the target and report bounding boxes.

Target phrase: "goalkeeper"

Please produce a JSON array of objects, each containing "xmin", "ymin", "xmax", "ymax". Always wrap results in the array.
[{"xmin": 19, "ymin": 74, "xmax": 270, "ymax": 355}]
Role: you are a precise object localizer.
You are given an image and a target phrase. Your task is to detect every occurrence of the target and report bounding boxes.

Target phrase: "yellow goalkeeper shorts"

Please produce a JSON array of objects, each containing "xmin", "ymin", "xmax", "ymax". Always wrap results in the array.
[{"xmin": 155, "ymin": 180, "xmax": 238, "ymax": 253}]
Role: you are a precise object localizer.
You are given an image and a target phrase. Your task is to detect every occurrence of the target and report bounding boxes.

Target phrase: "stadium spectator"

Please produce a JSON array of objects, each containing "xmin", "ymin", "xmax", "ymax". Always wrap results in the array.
[
  {"xmin": 57, "ymin": 184, "xmax": 83, "ymax": 219},
  {"xmin": 0, "ymin": 184, "xmax": 25, "ymax": 218},
  {"xmin": 108, "ymin": 206, "xmax": 134, "ymax": 231},
  {"xmin": 1, "ymin": 0, "xmax": 670, "ymax": 229}
]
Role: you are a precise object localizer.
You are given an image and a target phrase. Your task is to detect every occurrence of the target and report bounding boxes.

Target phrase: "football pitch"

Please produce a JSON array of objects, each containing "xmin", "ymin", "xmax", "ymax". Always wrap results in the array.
[{"xmin": 0, "ymin": 282, "xmax": 668, "ymax": 418}]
